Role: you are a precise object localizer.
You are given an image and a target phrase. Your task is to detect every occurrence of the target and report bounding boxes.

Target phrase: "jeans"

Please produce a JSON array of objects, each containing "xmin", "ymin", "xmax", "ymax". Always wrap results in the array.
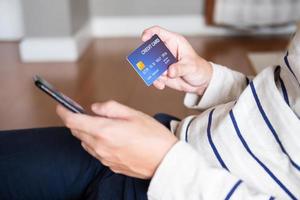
[{"xmin": 0, "ymin": 113, "xmax": 180, "ymax": 200}]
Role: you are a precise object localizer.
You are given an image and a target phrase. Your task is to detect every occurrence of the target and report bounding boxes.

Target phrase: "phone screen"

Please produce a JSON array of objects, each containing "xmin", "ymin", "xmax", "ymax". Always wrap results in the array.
[{"xmin": 33, "ymin": 75, "xmax": 85, "ymax": 114}]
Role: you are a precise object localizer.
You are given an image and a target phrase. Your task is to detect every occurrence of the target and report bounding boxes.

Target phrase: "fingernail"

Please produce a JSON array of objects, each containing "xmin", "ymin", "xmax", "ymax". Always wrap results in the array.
[{"xmin": 91, "ymin": 104, "xmax": 98, "ymax": 111}]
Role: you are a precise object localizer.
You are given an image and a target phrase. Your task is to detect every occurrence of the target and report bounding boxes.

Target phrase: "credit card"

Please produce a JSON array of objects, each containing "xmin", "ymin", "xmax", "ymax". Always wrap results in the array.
[{"xmin": 126, "ymin": 34, "xmax": 177, "ymax": 86}]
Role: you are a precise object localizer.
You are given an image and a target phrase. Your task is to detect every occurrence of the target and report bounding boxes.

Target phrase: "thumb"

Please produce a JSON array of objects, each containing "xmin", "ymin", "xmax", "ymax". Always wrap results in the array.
[
  {"xmin": 91, "ymin": 100, "xmax": 138, "ymax": 119},
  {"xmin": 168, "ymin": 62, "xmax": 196, "ymax": 78}
]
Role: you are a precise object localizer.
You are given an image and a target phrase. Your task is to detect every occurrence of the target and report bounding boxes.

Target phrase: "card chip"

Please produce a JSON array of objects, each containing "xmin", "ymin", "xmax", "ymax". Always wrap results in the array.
[{"xmin": 136, "ymin": 61, "xmax": 145, "ymax": 71}]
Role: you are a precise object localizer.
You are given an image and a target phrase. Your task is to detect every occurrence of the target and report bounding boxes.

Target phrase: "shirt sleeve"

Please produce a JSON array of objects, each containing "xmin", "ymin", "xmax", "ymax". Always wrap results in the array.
[
  {"xmin": 147, "ymin": 141, "xmax": 276, "ymax": 200},
  {"xmin": 184, "ymin": 63, "xmax": 250, "ymax": 110}
]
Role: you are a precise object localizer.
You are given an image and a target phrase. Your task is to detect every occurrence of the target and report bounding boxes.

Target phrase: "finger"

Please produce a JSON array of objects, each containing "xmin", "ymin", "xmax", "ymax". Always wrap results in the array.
[
  {"xmin": 142, "ymin": 26, "xmax": 180, "ymax": 58},
  {"xmin": 157, "ymin": 75, "xmax": 167, "ymax": 82},
  {"xmin": 57, "ymin": 105, "xmax": 112, "ymax": 137},
  {"xmin": 81, "ymin": 142, "xmax": 99, "ymax": 159},
  {"xmin": 56, "ymin": 104, "xmax": 94, "ymax": 131},
  {"xmin": 56, "ymin": 104, "xmax": 78, "ymax": 124},
  {"xmin": 71, "ymin": 129, "xmax": 95, "ymax": 147},
  {"xmin": 56, "ymin": 104, "xmax": 97, "ymax": 128},
  {"xmin": 168, "ymin": 63, "xmax": 196, "ymax": 78},
  {"xmin": 164, "ymin": 76, "xmax": 201, "ymax": 93},
  {"xmin": 141, "ymin": 26, "xmax": 175, "ymax": 42},
  {"xmin": 109, "ymin": 166, "xmax": 129, "ymax": 175},
  {"xmin": 110, "ymin": 167, "xmax": 122, "ymax": 174},
  {"xmin": 91, "ymin": 100, "xmax": 139, "ymax": 119},
  {"xmin": 70, "ymin": 128, "xmax": 81, "ymax": 138},
  {"xmin": 82, "ymin": 142, "xmax": 116, "ymax": 168},
  {"xmin": 100, "ymin": 159, "xmax": 114, "ymax": 167},
  {"xmin": 153, "ymin": 80, "xmax": 165, "ymax": 90},
  {"xmin": 141, "ymin": 26, "xmax": 162, "ymax": 41}
]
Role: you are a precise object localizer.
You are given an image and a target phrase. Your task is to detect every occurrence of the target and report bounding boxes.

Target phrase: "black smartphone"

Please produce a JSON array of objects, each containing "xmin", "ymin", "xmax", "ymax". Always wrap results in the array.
[{"xmin": 33, "ymin": 75, "xmax": 85, "ymax": 114}]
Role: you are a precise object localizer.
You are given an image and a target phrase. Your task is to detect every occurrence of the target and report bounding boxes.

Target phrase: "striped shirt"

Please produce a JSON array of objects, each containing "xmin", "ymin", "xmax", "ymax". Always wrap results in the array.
[{"xmin": 147, "ymin": 31, "xmax": 300, "ymax": 199}]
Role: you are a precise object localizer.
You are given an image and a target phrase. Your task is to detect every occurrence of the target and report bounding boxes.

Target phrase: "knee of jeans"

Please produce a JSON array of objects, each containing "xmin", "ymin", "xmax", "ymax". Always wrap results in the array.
[
  {"xmin": 153, "ymin": 113, "xmax": 180, "ymax": 121},
  {"xmin": 153, "ymin": 113, "xmax": 168, "ymax": 120}
]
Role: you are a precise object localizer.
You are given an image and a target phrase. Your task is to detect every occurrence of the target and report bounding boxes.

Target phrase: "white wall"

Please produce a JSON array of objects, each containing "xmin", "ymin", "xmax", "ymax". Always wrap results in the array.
[
  {"xmin": 89, "ymin": 0, "xmax": 203, "ymax": 16},
  {"xmin": 0, "ymin": 0, "xmax": 23, "ymax": 40}
]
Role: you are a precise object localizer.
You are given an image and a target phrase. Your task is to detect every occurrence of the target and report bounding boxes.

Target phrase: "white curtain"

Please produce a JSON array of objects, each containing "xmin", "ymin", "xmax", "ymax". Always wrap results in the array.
[{"xmin": 214, "ymin": 0, "xmax": 300, "ymax": 27}]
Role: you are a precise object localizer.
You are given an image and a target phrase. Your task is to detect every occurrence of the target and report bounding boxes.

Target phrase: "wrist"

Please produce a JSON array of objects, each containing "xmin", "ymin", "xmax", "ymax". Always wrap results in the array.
[
  {"xmin": 148, "ymin": 135, "xmax": 178, "ymax": 178},
  {"xmin": 194, "ymin": 57, "xmax": 213, "ymax": 96}
]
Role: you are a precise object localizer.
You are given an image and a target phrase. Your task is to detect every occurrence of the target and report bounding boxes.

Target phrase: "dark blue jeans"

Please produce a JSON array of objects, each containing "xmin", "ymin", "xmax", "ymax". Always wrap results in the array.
[{"xmin": 0, "ymin": 113, "xmax": 179, "ymax": 200}]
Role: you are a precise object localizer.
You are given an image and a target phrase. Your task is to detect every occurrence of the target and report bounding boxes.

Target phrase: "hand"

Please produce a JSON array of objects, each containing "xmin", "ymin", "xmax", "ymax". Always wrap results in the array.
[
  {"xmin": 56, "ymin": 101, "xmax": 178, "ymax": 179},
  {"xmin": 142, "ymin": 26, "xmax": 213, "ymax": 95}
]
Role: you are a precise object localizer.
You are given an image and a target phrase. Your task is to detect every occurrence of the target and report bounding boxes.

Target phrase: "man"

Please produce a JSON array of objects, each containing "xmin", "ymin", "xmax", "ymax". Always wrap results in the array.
[{"xmin": 0, "ymin": 26, "xmax": 299, "ymax": 199}]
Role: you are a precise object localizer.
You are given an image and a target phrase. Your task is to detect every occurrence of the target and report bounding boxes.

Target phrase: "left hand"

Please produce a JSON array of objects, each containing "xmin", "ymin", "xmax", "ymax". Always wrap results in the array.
[
  {"xmin": 142, "ymin": 26, "xmax": 213, "ymax": 95},
  {"xmin": 56, "ymin": 100, "xmax": 178, "ymax": 179}
]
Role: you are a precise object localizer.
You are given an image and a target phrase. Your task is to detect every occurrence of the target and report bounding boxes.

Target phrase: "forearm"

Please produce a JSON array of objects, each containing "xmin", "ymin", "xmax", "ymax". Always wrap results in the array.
[{"xmin": 148, "ymin": 141, "xmax": 276, "ymax": 200}]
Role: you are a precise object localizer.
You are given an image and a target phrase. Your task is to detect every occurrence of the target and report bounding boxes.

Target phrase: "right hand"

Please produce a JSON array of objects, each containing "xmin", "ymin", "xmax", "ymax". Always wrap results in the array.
[{"xmin": 142, "ymin": 26, "xmax": 213, "ymax": 95}]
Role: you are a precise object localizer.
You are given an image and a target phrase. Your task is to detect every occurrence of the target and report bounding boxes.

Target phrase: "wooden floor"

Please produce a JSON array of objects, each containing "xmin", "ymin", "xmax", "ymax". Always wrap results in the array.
[{"xmin": 0, "ymin": 36, "xmax": 289, "ymax": 130}]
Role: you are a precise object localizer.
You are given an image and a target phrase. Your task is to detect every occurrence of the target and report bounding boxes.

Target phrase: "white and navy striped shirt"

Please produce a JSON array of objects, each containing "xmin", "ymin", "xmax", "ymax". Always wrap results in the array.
[{"xmin": 147, "ymin": 31, "xmax": 300, "ymax": 199}]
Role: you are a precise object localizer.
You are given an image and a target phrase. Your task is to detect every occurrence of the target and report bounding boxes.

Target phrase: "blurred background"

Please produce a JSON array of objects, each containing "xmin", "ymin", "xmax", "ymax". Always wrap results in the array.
[{"xmin": 0, "ymin": 0, "xmax": 299, "ymax": 130}]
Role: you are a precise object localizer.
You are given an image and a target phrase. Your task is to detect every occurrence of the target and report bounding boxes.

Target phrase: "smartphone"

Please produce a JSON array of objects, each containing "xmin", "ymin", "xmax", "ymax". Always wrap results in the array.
[{"xmin": 33, "ymin": 75, "xmax": 85, "ymax": 114}]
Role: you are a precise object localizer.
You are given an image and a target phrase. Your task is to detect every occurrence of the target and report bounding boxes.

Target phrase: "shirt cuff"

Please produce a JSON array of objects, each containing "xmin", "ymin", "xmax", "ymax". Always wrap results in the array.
[
  {"xmin": 147, "ymin": 141, "xmax": 206, "ymax": 199},
  {"xmin": 184, "ymin": 63, "xmax": 247, "ymax": 110}
]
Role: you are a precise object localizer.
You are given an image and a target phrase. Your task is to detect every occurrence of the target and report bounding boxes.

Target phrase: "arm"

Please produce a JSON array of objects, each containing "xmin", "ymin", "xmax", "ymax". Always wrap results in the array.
[
  {"xmin": 148, "ymin": 141, "xmax": 276, "ymax": 200},
  {"xmin": 57, "ymin": 103, "xmax": 279, "ymax": 199},
  {"xmin": 142, "ymin": 26, "xmax": 249, "ymax": 111}
]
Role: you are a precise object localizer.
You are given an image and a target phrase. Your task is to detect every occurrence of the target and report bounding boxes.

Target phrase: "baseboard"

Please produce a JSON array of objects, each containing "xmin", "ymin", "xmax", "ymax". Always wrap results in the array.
[
  {"xmin": 18, "ymin": 15, "xmax": 297, "ymax": 62},
  {"xmin": 91, "ymin": 15, "xmax": 230, "ymax": 37},
  {"xmin": 91, "ymin": 15, "xmax": 297, "ymax": 37},
  {"xmin": 19, "ymin": 23, "xmax": 91, "ymax": 62}
]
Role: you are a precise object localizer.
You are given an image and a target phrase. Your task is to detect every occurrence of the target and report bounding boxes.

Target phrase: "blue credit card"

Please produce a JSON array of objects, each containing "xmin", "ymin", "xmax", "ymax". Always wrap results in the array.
[{"xmin": 126, "ymin": 34, "xmax": 177, "ymax": 86}]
